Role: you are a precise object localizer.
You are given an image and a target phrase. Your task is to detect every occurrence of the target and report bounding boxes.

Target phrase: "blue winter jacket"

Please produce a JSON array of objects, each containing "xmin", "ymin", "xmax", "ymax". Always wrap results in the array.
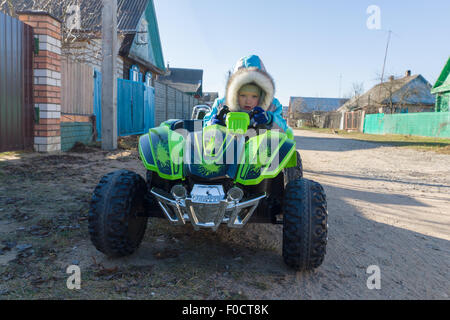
[{"xmin": 203, "ymin": 55, "xmax": 288, "ymax": 132}]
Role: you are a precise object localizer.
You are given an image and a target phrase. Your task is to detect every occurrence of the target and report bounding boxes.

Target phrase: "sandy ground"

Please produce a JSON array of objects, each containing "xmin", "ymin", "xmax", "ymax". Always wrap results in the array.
[{"xmin": 0, "ymin": 130, "xmax": 449, "ymax": 299}]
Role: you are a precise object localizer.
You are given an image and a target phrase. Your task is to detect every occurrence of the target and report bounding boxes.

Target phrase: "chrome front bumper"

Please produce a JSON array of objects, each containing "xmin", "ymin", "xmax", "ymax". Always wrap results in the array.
[{"xmin": 150, "ymin": 186, "xmax": 266, "ymax": 231}]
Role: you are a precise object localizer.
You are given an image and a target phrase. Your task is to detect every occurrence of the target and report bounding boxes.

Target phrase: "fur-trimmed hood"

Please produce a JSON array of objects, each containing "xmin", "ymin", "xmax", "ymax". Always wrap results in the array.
[{"xmin": 225, "ymin": 55, "xmax": 275, "ymax": 111}]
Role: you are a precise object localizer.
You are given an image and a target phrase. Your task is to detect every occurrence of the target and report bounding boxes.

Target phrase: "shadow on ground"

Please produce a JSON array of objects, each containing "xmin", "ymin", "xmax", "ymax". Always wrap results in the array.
[
  {"xmin": 0, "ymin": 136, "xmax": 449, "ymax": 299},
  {"xmin": 294, "ymin": 133, "xmax": 450, "ymax": 153}
]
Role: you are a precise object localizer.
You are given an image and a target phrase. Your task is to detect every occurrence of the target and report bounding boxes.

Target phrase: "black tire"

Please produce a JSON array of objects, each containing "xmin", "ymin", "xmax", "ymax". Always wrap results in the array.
[
  {"xmin": 146, "ymin": 170, "xmax": 159, "ymax": 211},
  {"xmin": 284, "ymin": 150, "xmax": 303, "ymax": 186},
  {"xmin": 282, "ymin": 178, "xmax": 327, "ymax": 271},
  {"xmin": 89, "ymin": 170, "xmax": 148, "ymax": 257}
]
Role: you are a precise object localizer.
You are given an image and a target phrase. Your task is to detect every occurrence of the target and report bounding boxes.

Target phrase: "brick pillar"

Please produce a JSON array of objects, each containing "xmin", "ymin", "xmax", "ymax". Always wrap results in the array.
[{"xmin": 18, "ymin": 11, "xmax": 62, "ymax": 152}]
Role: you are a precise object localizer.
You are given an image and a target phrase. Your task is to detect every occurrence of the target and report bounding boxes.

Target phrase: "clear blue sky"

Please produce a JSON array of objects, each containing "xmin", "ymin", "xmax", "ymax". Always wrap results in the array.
[{"xmin": 154, "ymin": 0, "xmax": 450, "ymax": 106}]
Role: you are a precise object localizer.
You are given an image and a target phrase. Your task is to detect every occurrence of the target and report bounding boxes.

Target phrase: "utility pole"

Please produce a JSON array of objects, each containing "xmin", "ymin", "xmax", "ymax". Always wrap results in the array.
[
  {"xmin": 380, "ymin": 30, "xmax": 392, "ymax": 84},
  {"xmin": 101, "ymin": 0, "xmax": 118, "ymax": 150}
]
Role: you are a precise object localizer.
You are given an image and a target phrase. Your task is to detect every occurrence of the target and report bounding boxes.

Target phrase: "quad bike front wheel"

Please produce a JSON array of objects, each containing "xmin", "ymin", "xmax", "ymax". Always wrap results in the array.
[
  {"xmin": 89, "ymin": 170, "xmax": 148, "ymax": 257},
  {"xmin": 282, "ymin": 178, "xmax": 328, "ymax": 271},
  {"xmin": 284, "ymin": 150, "xmax": 303, "ymax": 186}
]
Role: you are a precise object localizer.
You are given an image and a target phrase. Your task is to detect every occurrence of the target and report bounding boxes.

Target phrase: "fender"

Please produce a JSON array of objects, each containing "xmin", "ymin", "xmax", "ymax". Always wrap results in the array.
[
  {"xmin": 138, "ymin": 125, "xmax": 184, "ymax": 180},
  {"xmin": 236, "ymin": 130, "xmax": 296, "ymax": 185}
]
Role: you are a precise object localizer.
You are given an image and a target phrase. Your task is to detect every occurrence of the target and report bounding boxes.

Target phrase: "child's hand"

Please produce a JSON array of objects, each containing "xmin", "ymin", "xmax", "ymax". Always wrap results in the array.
[
  {"xmin": 251, "ymin": 107, "xmax": 271, "ymax": 125},
  {"xmin": 210, "ymin": 113, "xmax": 222, "ymax": 125}
]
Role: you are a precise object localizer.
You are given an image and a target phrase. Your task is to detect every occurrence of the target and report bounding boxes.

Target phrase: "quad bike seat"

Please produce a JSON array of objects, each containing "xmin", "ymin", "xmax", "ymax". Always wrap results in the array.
[{"xmin": 170, "ymin": 119, "xmax": 204, "ymax": 132}]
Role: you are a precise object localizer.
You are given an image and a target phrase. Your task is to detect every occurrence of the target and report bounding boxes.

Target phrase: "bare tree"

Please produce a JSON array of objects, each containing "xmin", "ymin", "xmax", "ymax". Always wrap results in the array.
[
  {"xmin": 1, "ymin": 1, "xmax": 86, "ymax": 42},
  {"xmin": 342, "ymin": 82, "xmax": 364, "ymax": 111},
  {"xmin": 378, "ymin": 75, "xmax": 422, "ymax": 114},
  {"xmin": 0, "ymin": 0, "xmax": 130, "ymax": 63},
  {"xmin": 291, "ymin": 97, "xmax": 308, "ymax": 114}
]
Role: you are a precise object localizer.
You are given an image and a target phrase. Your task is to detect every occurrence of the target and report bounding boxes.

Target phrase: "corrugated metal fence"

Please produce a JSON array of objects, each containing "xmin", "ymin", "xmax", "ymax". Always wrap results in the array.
[
  {"xmin": 364, "ymin": 112, "xmax": 450, "ymax": 138},
  {"xmin": 0, "ymin": 11, "xmax": 34, "ymax": 152},
  {"xmin": 61, "ymin": 56, "xmax": 94, "ymax": 115}
]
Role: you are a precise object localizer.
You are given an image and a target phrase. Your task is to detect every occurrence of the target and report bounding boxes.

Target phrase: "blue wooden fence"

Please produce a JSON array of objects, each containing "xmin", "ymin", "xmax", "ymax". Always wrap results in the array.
[{"xmin": 93, "ymin": 70, "xmax": 155, "ymax": 140}]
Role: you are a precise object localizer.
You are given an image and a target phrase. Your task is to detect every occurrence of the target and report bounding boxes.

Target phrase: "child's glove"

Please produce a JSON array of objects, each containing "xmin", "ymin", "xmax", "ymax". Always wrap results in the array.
[
  {"xmin": 252, "ymin": 107, "xmax": 272, "ymax": 125},
  {"xmin": 210, "ymin": 113, "xmax": 222, "ymax": 125},
  {"xmin": 210, "ymin": 105, "xmax": 229, "ymax": 126}
]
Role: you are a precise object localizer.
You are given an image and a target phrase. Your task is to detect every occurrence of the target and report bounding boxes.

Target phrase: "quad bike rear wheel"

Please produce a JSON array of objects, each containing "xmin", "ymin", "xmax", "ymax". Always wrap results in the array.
[
  {"xmin": 89, "ymin": 170, "xmax": 148, "ymax": 257},
  {"xmin": 282, "ymin": 178, "xmax": 328, "ymax": 271}
]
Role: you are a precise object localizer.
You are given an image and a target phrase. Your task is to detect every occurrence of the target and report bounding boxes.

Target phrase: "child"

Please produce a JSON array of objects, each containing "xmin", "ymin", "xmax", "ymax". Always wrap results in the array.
[{"xmin": 204, "ymin": 55, "xmax": 288, "ymax": 132}]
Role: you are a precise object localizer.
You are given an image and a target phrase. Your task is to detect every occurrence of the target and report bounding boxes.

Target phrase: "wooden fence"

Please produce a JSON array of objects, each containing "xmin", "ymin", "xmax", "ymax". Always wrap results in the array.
[
  {"xmin": 291, "ymin": 111, "xmax": 365, "ymax": 132},
  {"xmin": 61, "ymin": 56, "xmax": 94, "ymax": 115},
  {"xmin": 61, "ymin": 59, "xmax": 199, "ymax": 126},
  {"xmin": 154, "ymin": 80, "xmax": 199, "ymax": 126},
  {"xmin": 291, "ymin": 112, "xmax": 342, "ymax": 129}
]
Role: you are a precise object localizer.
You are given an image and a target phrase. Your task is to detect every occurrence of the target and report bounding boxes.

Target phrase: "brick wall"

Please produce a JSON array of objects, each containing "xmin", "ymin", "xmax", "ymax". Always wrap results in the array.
[{"xmin": 18, "ymin": 11, "xmax": 62, "ymax": 152}]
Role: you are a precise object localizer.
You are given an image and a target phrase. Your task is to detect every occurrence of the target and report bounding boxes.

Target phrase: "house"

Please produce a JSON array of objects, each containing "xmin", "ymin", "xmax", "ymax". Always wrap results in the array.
[
  {"xmin": 337, "ymin": 71, "xmax": 435, "ymax": 114},
  {"xmin": 2, "ymin": 0, "xmax": 165, "ymax": 81},
  {"xmin": 197, "ymin": 92, "xmax": 219, "ymax": 106},
  {"xmin": 431, "ymin": 57, "xmax": 450, "ymax": 112},
  {"xmin": 282, "ymin": 106, "xmax": 289, "ymax": 119},
  {"xmin": 289, "ymin": 97, "xmax": 348, "ymax": 113},
  {"xmin": 1, "ymin": 0, "xmax": 170, "ymax": 152},
  {"xmin": 157, "ymin": 67, "xmax": 203, "ymax": 98},
  {"xmin": 288, "ymin": 97, "xmax": 348, "ymax": 128}
]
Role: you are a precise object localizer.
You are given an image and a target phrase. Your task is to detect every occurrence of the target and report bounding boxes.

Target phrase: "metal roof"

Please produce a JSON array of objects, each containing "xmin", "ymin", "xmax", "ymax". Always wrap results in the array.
[
  {"xmin": 338, "ymin": 74, "xmax": 435, "ymax": 112},
  {"xmin": 81, "ymin": 0, "xmax": 149, "ymax": 31},
  {"xmin": 158, "ymin": 68, "xmax": 204, "ymax": 93},
  {"xmin": 289, "ymin": 97, "xmax": 348, "ymax": 112},
  {"xmin": 2, "ymin": 0, "xmax": 148, "ymax": 32}
]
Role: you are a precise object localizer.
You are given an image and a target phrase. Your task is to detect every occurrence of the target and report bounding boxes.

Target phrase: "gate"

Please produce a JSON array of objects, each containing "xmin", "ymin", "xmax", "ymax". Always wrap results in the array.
[
  {"xmin": 0, "ymin": 11, "xmax": 34, "ymax": 152},
  {"xmin": 93, "ymin": 71, "xmax": 155, "ymax": 140},
  {"xmin": 344, "ymin": 111, "xmax": 362, "ymax": 131}
]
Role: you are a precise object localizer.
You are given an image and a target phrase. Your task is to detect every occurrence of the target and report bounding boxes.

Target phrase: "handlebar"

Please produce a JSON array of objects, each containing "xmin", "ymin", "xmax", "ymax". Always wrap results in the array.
[
  {"xmin": 218, "ymin": 105, "xmax": 268, "ymax": 130},
  {"xmin": 248, "ymin": 109, "xmax": 268, "ymax": 130}
]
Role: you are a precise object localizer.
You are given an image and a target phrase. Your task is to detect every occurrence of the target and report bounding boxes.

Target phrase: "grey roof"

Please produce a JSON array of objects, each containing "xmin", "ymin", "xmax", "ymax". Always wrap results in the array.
[
  {"xmin": 202, "ymin": 92, "xmax": 219, "ymax": 100},
  {"xmin": 158, "ymin": 68, "xmax": 203, "ymax": 93},
  {"xmin": 338, "ymin": 74, "xmax": 435, "ymax": 112},
  {"xmin": 289, "ymin": 97, "xmax": 348, "ymax": 113},
  {"xmin": 2, "ymin": 0, "xmax": 148, "ymax": 32}
]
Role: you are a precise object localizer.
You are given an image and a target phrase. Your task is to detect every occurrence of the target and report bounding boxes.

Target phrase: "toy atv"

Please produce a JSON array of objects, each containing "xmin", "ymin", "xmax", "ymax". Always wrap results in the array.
[
  {"xmin": 191, "ymin": 105, "xmax": 212, "ymax": 120},
  {"xmin": 88, "ymin": 109, "xmax": 328, "ymax": 271}
]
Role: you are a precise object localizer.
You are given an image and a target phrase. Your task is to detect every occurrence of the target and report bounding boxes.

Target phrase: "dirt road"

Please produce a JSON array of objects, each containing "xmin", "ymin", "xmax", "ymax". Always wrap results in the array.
[{"xmin": 0, "ymin": 130, "xmax": 449, "ymax": 299}]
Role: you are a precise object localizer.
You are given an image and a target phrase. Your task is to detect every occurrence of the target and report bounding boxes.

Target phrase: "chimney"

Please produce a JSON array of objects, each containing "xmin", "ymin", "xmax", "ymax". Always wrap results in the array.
[
  {"xmin": 389, "ymin": 75, "xmax": 395, "ymax": 82},
  {"xmin": 405, "ymin": 70, "xmax": 411, "ymax": 77},
  {"xmin": 164, "ymin": 62, "xmax": 171, "ymax": 76}
]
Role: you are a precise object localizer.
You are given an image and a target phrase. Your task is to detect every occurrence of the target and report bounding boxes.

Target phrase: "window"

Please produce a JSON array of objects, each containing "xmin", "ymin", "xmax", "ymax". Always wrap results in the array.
[
  {"xmin": 145, "ymin": 72, "xmax": 152, "ymax": 86},
  {"xmin": 129, "ymin": 65, "xmax": 142, "ymax": 82}
]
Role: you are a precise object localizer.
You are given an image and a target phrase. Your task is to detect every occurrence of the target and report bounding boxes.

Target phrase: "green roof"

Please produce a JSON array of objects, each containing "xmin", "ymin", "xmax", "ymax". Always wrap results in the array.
[
  {"xmin": 147, "ymin": 0, "xmax": 165, "ymax": 71},
  {"xmin": 431, "ymin": 56, "xmax": 450, "ymax": 94},
  {"xmin": 126, "ymin": 0, "xmax": 165, "ymax": 73}
]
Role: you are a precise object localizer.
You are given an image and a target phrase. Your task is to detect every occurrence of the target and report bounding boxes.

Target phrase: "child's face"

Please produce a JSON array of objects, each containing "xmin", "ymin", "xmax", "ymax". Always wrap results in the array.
[{"xmin": 238, "ymin": 91, "xmax": 260, "ymax": 111}]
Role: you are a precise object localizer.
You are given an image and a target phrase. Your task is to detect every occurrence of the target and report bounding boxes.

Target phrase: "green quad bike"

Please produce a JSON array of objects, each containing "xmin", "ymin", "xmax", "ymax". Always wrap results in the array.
[{"xmin": 89, "ymin": 108, "xmax": 328, "ymax": 271}]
